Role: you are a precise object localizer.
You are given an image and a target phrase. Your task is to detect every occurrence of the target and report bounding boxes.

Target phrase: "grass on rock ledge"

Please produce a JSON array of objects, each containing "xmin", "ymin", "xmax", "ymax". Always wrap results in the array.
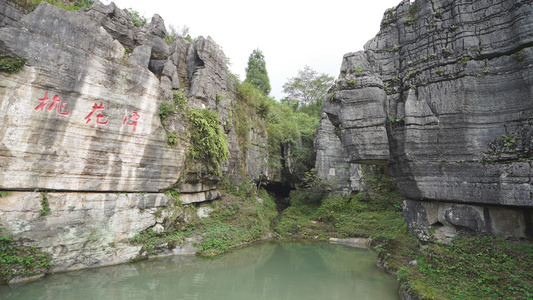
[
  {"xmin": 391, "ymin": 235, "xmax": 533, "ymax": 300},
  {"xmin": 0, "ymin": 228, "xmax": 51, "ymax": 283},
  {"xmin": 129, "ymin": 180, "xmax": 278, "ymax": 258},
  {"xmin": 194, "ymin": 183, "xmax": 277, "ymax": 256},
  {"xmin": 275, "ymin": 169, "xmax": 406, "ymax": 243}
]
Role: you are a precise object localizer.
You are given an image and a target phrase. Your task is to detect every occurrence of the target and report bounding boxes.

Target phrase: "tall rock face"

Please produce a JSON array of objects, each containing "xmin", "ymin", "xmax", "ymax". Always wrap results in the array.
[
  {"xmin": 0, "ymin": 0, "xmax": 270, "ymax": 277},
  {"xmin": 0, "ymin": 1, "xmax": 182, "ymax": 192},
  {"xmin": 315, "ymin": 113, "xmax": 364, "ymax": 193},
  {"xmin": 321, "ymin": 0, "xmax": 533, "ymax": 241}
]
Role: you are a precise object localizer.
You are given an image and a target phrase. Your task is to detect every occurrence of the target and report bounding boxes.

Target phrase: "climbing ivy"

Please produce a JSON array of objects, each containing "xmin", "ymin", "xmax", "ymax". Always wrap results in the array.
[
  {"xmin": 38, "ymin": 192, "xmax": 50, "ymax": 216},
  {"xmin": 186, "ymin": 108, "xmax": 229, "ymax": 177}
]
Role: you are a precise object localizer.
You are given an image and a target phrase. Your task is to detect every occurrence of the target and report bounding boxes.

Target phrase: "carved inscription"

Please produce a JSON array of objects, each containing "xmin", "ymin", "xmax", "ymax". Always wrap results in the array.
[{"xmin": 34, "ymin": 92, "xmax": 141, "ymax": 132}]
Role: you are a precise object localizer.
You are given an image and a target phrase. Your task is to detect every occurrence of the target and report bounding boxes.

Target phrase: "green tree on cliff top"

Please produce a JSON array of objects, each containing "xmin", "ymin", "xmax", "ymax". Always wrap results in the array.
[
  {"xmin": 282, "ymin": 65, "xmax": 334, "ymax": 118},
  {"xmin": 244, "ymin": 49, "xmax": 271, "ymax": 96}
]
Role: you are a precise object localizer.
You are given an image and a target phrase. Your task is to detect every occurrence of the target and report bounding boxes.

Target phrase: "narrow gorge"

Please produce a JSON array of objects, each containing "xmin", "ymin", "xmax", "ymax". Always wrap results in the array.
[{"xmin": 0, "ymin": 0, "xmax": 532, "ymax": 298}]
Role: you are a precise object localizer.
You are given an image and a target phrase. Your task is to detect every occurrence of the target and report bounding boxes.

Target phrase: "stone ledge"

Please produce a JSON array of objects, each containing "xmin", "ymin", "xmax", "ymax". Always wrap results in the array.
[
  {"xmin": 178, "ymin": 190, "xmax": 221, "ymax": 204},
  {"xmin": 403, "ymin": 199, "xmax": 533, "ymax": 242}
]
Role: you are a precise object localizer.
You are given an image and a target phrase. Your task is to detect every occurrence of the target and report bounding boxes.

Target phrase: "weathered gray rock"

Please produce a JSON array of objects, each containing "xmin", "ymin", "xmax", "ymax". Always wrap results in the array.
[
  {"xmin": 0, "ymin": 0, "xmax": 24, "ymax": 27},
  {"xmin": 315, "ymin": 112, "xmax": 364, "ymax": 193},
  {"xmin": 323, "ymin": 52, "xmax": 390, "ymax": 165},
  {"xmin": 134, "ymin": 14, "xmax": 169, "ymax": 60},
  {"xmin": 404, "ymin": 199, "xmax": 533, "ymax": 242},
  {"xmin": 169, "ymin": 35, "xmax": 192, "ymax": 89},
  {"xmin": 328, "ymin": 237, "xmax": 370, "ymax": 248},
  {"xmin": 321, "ymin": 0, "xmax": 533, "ymax": 239},
  {"xmin": 161, "ymin": 60, "xmax": 180, "ymax": 88},
  {"xmin": 84, "ymin": 0, "xmax": 137, "ymax": 51},
  {"xmin": 0, "ymin": 0, "xmax": 273, "ymax": 278},
  {"xmin": 176, "ymin": 34, "xmax": 271, "ymax": 184},
  {"xmin": 179, "ymin": 190, "xmax": 221, "ymax": 204},
  {"xmin": 0, "ymin": 1, "xmax": 269, "ymax": 194},
  {"xmin": 187, "ymin": 36, "xmax": 232, "ymax": 108},
  {"xmin": 399, "ymin": 287, "xmax": 420, "ymax": 300},
  {"xmin": 0, "ymin": 191, "xmax": 169, "ymax": 272},
  {"xmin": 129, "ymin": 44, "xmax": 151, "ymax": 68},
  {"xmin": 0, "ymin": 2, "xmax": 185, "ymax": 192}
]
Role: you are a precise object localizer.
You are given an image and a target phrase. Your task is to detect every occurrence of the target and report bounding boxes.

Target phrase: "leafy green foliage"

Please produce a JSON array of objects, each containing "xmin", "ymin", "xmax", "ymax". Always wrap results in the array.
[
  {"xmin": 233, "ymin": 67, "xmax": 320, "ymax": 180},
  {"xmin": 130, "ymin": 228, "xmax": 185, "ymax": 258},
  {"xmin": 314, "ymin": 196, "xmax": 405, "ymax": 240},
  {"xmin": 187, "ymin": 108, "xmax": 229, "ymax": 177},
  {"xmin": 173, "ymin": 90, "xmax": 188, "ymax": 110},
  {"xmin": 165, "ymin": 24, "xmax": 191, "ymax": 45},
  {"xmin": 158, "ymin": 100, "xmax": 174, "ymax": 120},
  {"xmin": 0, "ymin": 56, "xmax": 26, "ymax": 74},
  {"xmin": 275, "ymin": 167, "xmax": 405, "ymax": 241},
  {"xmin": 458, "ymin": 56, "xmax": 470, "ymax": 64},
  {"xmin": 236, "ymin": 81, "xmax": 271, "ymax": 117},
  {"xmin": 10, "ymin": 0, "xmax": 40, "ymax": 11},
  {"xmin": 39, "ymin": 192, "xmax": 50, "ymax": 216},
  {"xmin": 127, "ymin": 8, "xmax": 147, "ymax": 27},
  {"xmin": 166, "ymin": 132, "xmax": 178, "ymax": 146},
  {"xmin": 405, "ymin": 2, "xmax": 419, "ymax": 25},
  {"xmin": 273, "ymin": 189, "xmax": 330, "ymax": 239},
  {"xmin": 0, "ymin": 228, "xmax": 51, "ymax": 278},
  {"xmin": 130, "ymin": 185, "xmax": 277, "ymax": 258},
  {"xmin": 235, "ymin": 64, "xmax": 326, "ymax": 181},
  {"xmin": 260, "ymin": 66, "xmax": 334, "ymax": 181},
  {"xmin": 12, "ymin": 0, "xmax": 94, "ymax": 12},
  {"xmin": 244, "ymin": 49, "xmax": 271, "ymax": 95},
  {"xmin": 233, "ymin": 79, "xmax": 269, "ymax": 155},
  {"xmin": 215, "ymin": 93, "xmax": 224, "ymax": 109},
  {"xmin": 361, "ymin": 165, "xmax": 404, "ymax": 211},
  {"xmin": 195, "ymin": 186, "xmax": 277, "ymax": 256},
  {"xmin": 164, "ymin": 188, "xmax": 180, "ymax": 201},
  {"xmin": 281, "ymin": 66, "xmax": 334, "ymax": 118},
  {"xmin": 73, "ymin": 0, "xmax": 93, "ymax": 7},
  {"xmin": 159, "ymin": 91, "xmax": 188, "ymax": 121},
  {"xmin": 503, "ymin": 134, "xmax": 515, "ymax": 147},
  {"xmin": 401, "ymin": 236, "xmax": 533, "ymax": 299},
  {"xmin": 267, "ymin": 100, "xmax": 319, "ymax": 178}
]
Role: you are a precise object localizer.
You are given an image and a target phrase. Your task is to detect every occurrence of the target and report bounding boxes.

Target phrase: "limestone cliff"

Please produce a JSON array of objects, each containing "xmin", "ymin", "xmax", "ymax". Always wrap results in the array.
[
  {"xmin": 319, "ymin": 0, "xmax": 533, "ymax": 241},
  {"xmin": 0, "ymin": 0, "xmax": 270, "ymax": 280}
]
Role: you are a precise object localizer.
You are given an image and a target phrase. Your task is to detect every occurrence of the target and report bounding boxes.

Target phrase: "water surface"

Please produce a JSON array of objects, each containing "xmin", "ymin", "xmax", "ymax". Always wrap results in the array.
[{"xmin": 0, "ymin": 242, "xmax": 398, "ymax": 300}]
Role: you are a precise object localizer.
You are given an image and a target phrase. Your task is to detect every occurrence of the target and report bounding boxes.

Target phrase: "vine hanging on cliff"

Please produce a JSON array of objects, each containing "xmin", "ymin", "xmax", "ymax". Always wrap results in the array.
[{"xmin": 186, "ymin": 108, "xmax": 229, "ymax": 177}]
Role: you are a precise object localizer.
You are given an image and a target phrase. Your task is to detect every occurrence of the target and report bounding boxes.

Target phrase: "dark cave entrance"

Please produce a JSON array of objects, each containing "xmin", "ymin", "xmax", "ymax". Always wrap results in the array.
[{"xmin": 262, "ymin": 182, "xmax": 295, "ymax": 211}]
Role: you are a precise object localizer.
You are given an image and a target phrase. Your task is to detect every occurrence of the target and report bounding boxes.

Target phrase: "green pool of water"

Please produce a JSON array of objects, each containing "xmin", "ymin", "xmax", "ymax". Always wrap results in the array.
[{"xmin": 0, "ymin": 242, "xmax": 398, "ymax": 299}]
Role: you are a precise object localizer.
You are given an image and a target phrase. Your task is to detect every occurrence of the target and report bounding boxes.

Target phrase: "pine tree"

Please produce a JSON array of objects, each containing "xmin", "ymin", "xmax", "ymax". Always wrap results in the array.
[{"xmin": 244, "ymin": 49, "xmax": 271, "ymax": 96}]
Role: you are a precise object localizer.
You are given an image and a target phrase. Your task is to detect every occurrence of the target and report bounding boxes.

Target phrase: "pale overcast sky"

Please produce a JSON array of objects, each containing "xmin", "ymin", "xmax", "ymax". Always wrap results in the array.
[{"xmin": 102, "ymin": 0, "xmax": 402, "ymax": 100}]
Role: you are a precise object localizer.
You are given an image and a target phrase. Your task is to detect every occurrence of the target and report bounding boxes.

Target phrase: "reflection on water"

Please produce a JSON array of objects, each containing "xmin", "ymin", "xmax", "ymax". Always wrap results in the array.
[{"xmin": 0, "ymin": 242, "xmax": 398, "ymax": 300}]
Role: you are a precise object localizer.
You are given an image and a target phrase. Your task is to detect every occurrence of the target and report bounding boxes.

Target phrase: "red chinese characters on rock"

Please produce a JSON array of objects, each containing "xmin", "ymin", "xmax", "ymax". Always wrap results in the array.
[
  {"xmin": 34, "ymin": 92, "xmax": 70, "ymax": 117},
  {"xmin": 85, "ymin": 103, "xmax": 109, "ymax": 125},
  {"xmin": 33, "ymin": 92, "xmax": 141, "ymax": 133},
  {"xmin": 123, "ymin": 110, "xmax": 140, "ymax": 133}
]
